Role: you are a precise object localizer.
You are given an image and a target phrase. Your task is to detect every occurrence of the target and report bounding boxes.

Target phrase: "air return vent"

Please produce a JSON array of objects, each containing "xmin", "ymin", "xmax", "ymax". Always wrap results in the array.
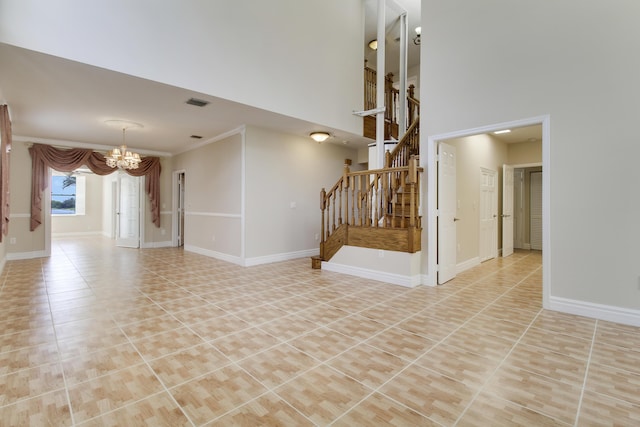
[{"xmin": 186, "ymin": 98, "xmax": 209, "ymax": 107}]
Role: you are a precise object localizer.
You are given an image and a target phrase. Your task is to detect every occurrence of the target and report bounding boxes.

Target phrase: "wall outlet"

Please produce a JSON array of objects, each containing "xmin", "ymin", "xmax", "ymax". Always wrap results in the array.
[
  {"xmin": 314, "ymin": 233, "xmax": 319, "ymax": 241},
  {"xmin": 160, "ymin": 228, "xmax": 166, "ymax": 235},
  {"xmin": 212, "ymin": 234, "xmax": 216, "ymax": 242},
  {"xmin": 9, "ymin": 237, "xmax": 15, "ymax": 244},
  {"xmin": 290, "ymin": 201, "xmax": 297, "ymax": 209},
  {"xmin": 378, "ymin": 250, "xmax": 384, "ymax": 258}
]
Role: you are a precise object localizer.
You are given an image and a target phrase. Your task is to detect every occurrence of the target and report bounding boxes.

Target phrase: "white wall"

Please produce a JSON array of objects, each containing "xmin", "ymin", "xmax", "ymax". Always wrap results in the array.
[
  {"xmin": 422, "ymin": 0, "xmax": 640, "ymax": 313},
  {"xmin": 172, "ymin": 132, "xmax": 243, "ymax": 260},
  {"xmin": 0, "ymin": 0, "xmax": 364, "ymax": 135},
  {"xmin": 244, "ymin": 126, "xmax": 360, "ymax": 261}
]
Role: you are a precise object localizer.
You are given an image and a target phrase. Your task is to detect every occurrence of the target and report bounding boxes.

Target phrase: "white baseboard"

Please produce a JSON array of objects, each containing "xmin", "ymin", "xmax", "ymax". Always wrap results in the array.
[
  {"xmin": 321, "ymin": 262, "xmax": 421, "ymax": 288},
  {"xmin": 141, "ymin": 241, "xmax": 173, "ymax": 249},
  {"xmin": 7, "ymin": 250, "xmax": 48, "ymax": 261},
  {"xmin": 457, "ymin": 257, "xmax": 480, "ymax": 274},
  {"xmin": 184, "ymin": 245, "xmax": 243, "ymax": 266},
  {"xmin": 183, "ymin": 246, "xmax": 318, "ymax": 267},
  {"xmin": 244, "ymin": 249, "xmax": 319, "ymax": 267},
  {"xmin": 548, "ymin": 296, "xmax": 640, "ymax": 327}
]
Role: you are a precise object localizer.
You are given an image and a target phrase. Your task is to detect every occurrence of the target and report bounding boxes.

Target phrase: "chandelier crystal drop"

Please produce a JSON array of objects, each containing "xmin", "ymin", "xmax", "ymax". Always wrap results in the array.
[{"xmin": 105, "ymin": 126, "xmax": 142, "ymax": 170}]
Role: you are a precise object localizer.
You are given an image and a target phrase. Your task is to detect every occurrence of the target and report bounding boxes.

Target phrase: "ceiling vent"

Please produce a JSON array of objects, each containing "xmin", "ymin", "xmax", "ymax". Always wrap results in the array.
[{"xmin": 186, "ymin": 98, "xmax": 209, "ymax": 107}]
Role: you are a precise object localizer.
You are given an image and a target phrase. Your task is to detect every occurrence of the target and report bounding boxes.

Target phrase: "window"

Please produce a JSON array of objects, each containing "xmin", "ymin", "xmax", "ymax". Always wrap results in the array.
[{"xmin": 51, "ymin": 172, "xmax": 86, "ymax": 215}]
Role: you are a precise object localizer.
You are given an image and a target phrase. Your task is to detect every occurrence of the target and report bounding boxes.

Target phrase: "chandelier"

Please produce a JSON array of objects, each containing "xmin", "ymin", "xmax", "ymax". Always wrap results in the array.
[{"xmin": 105, "ymin": 121, "xmax": 142, "ymax": 170}]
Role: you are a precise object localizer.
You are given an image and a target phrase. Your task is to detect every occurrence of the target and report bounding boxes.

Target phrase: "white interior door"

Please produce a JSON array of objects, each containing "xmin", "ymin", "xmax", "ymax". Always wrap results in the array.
[
  {"xmin": 178, "ymin": 172, "xmax": 185, "ymax": 247},
  {"xmin": 530, "ymin": 171, "xmax": 543, "ymax": 250},
  {"xmin": 116, "ymin": 173, "xmax": 140, "ymax": 248},
  {"xmin": 437, "ymin": 142, "xmax": 457, "ymax": 284},
  {"xmin": 502, "ymin": 164, "xmax": 514, "ymax": 257},
  {"xmin": 479, "ymin": 168, "xmax": 498, "ymax": 262}
]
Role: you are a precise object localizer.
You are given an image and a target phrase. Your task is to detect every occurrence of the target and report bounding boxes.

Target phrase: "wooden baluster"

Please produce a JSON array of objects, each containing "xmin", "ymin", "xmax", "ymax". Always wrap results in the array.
[
  {"xmin": 338, "ymin": 180, "xmax": 343, "ymax": 226},
  {"xmin": 373, "ymin": 173, "xmax": 379, "ymax": 228},
  {"xmin": 400, "ymin": 172, "xmax": 406, "ymax": 228},
  {"xmin": 357, "ymin": 175, "xmax": 362, "ymax": 226},
  {"xmin": 320, "ymin": 188, "xmax": 326, "ymax": 257},
  {"xmin": 331, "ymin": 191, "xmax": 336, "ymax": 231},
  {"xmin": 351, "ymin": 176, "xmax": 356, "ymax": 226}
]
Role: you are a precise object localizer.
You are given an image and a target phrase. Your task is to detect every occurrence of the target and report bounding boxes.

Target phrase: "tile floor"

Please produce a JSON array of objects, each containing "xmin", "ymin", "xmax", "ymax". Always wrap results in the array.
[{"xmin": 1, "ymin": 237, "xmax": 639, "ymax": 426}]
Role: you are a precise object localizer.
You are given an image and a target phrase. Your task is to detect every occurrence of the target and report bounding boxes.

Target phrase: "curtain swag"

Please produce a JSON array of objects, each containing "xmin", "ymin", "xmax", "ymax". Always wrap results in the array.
[
  {"xmin": 29, "ymin": 143, "xmax": 161, "ymax": 231},
  {"xmin": 0, "ymin": 105, "xmax": 11, "ymax": 241}
]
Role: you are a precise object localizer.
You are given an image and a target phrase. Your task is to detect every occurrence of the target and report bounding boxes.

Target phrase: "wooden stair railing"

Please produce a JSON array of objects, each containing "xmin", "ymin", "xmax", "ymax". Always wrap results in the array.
[
  {"xmin": 319, "ymin": 155, "xmax": 422, "ymax": 262},
  {"xmin": 363, "ymin": 66, "xmax": 418, "ymax": 140},
  {"xmin": 386, "ymin": 116, "xmax": 420, "ymax": 169}
]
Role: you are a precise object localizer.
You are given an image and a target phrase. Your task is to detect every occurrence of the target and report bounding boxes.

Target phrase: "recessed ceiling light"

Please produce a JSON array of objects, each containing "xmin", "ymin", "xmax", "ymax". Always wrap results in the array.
[
  {"xmin": 186, "ymin": 98, "xmax": 209, "ymax": 107},
  {"xmin": 493, "ymin": 129, "xmax": 511, "ymax": 134}
]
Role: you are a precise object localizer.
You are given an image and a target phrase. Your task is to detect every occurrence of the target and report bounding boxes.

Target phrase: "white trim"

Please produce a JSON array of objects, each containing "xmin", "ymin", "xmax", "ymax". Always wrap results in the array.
[
  {"xmin": 12, "ymin": 135, "xmax": 171, "ymax": 157},
  {"xmin": 244, "ymin": 249, "xmax": 319, "ymax": 267},
  {"xmin": 7, "ymin": 250, "xmax": 47, "ymax": 260},
  {"xmin": 173, "ymin": 125, "xmax": 245, "ymax": 155},
  {"xmin": 141, "ymin": 240, "xmax": 173, "ymax": 249},
  {"xmin": 420, "ymin": 274, "xmax": 435, "ymax": 287},
  {"xmin": 457, "ymin": 257, "xmax": 480, "ymax": 274},
  {"xmin": 184, "ymin": 244, "xmax": 243, "ymax": 266},
  {"xmin": 171, "ymin": 169, "xmax": 185, "ymax": 247},
  {"xmin": 185, "ymin": 212, "xmax": 241, "ymax": 218},
  {"xmin": 240, "ymin": 127, "xmax": 246, "ymax": 261},
  {"xmin": 549, "ymin": 296, "xmax": 640, "ymax": 327},
  {"xmin": 322, "ymin": 261, "xmax": 421, "ymax": 288}
]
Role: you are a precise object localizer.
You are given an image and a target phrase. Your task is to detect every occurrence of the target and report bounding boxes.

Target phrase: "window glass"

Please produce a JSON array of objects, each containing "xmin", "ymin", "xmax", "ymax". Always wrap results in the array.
[{"xmin": 51, "ymin": 175, "xmax": 76, "ymax": 214}]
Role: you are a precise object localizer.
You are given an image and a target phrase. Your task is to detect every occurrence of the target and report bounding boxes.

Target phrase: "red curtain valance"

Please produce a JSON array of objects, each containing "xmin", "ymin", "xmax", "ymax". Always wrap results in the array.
[{"xmin": 29, "ymin": 143, "xmax": 161, "ymax": 231}]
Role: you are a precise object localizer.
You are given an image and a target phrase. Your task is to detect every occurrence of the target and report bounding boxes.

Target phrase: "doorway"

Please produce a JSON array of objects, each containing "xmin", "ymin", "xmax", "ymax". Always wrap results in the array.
[
  {"xmin": 427, "ymin": 115, "xmax": 550, "ymax": 306},
  {"xmin": 173, "ymin": 170, "xmax": 186, "ymax": 247}
]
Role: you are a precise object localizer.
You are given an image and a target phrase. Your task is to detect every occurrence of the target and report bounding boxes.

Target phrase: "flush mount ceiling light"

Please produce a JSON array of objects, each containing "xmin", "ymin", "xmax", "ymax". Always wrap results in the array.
[
  {"xmin": 310, "ymin": 132, "xmax": 331, "ymax": 143},
  {"xmin": 413, "ymin": 27, "xmax": 421, "ymax": 45},
  {"xmin": 368, "ymin": 39, "xmax": 378, "ymax": 50},
  {"xmin": 493, "ymin": 129, "xmax": 511, "ymax": 134},
  {"xmin": 104, "ymin": 120, "xmax": 143, "ymax": 170}
]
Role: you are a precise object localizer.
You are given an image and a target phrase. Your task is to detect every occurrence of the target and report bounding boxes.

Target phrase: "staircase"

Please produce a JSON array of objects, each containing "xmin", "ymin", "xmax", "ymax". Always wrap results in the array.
[
  {"xmin": 315, "ymin": 117, "xmax": 422, "ymax": 266},
  {"xmin": 313, "ymin": 67, "xmax": 422, "ymax": 268}
]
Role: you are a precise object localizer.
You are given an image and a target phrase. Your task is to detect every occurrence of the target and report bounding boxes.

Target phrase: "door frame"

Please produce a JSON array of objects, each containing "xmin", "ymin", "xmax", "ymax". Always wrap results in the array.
[
  {"xmin": 426, "ymin": 115, "xmax": 551, "ymax": 309},
  {"xmin": 172, "ymin": 169, "xmax": 186, "ymax": 247}
]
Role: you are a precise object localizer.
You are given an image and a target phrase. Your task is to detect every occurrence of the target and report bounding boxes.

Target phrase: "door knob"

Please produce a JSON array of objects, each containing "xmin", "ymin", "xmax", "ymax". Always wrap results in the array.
[{"xmin": 501, "ymin": 214, "xmax": 511, "ymax": 218}]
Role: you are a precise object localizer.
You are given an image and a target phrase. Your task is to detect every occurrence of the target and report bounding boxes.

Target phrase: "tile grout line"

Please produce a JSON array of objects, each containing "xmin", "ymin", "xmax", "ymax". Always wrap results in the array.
[
  {"xmin": 328, "ymin": 254, "xmax": 543, "ymax": 425},
  {"xmin": 573, "ymin": 318, "xmax": 598, "ymax": 427}
]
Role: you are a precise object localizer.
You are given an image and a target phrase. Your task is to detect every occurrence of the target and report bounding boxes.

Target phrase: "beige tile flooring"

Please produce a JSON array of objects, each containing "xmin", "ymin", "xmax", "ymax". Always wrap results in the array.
[{"xmin": 1, "ymin": 238, "xmax": 639, "ymax": 426}]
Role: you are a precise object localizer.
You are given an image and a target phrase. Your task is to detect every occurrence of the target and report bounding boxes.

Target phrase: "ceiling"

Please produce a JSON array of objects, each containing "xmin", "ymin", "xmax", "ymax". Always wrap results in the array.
[
  {"xmin": 0, "ymin": 2, "xmax": 541, "ymax": 186},
  {"xmin": 490, "ymin": 124, "xmax": 542, "ymax": 144},
  {"xmin": 0, "ymin": 2, "xmax": 422, "ymax": 157},
  {"xmin": 0, "ymin": 43, "xmax": 371, "ymax": 156}
]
